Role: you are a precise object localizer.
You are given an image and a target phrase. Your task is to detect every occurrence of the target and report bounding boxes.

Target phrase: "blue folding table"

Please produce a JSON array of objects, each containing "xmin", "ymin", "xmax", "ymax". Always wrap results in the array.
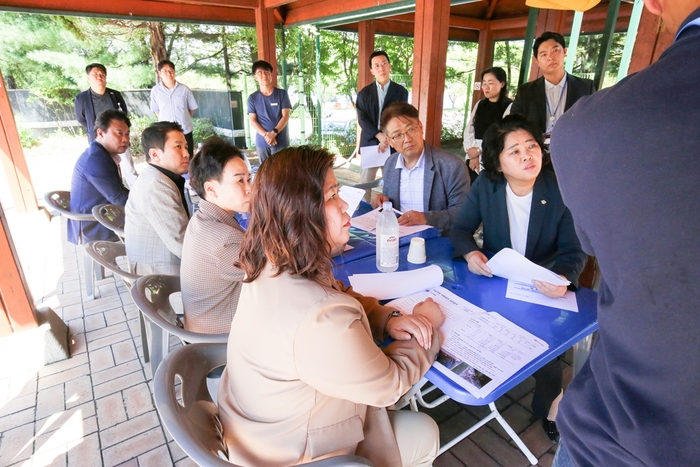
[{"xmin": 332, "ymin": 236, "xmax": 598, "ymax": 464}]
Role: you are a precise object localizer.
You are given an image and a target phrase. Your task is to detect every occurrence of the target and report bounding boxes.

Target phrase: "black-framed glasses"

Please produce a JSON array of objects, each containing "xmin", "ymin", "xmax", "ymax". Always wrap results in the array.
[{"xmin": 388, "ymin": 125, "xmax": 421, "ymax": 143}]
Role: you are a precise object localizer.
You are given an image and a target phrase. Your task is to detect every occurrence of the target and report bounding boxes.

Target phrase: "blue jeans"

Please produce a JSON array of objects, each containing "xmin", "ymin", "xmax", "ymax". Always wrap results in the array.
[{"xmin": 552, "ymin": 441, "xmax": 577, "ymax": 467}]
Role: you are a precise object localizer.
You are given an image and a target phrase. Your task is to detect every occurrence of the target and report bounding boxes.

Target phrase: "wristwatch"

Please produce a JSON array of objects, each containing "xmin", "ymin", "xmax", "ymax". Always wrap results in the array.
[
  {"xmin": 389, "ymin": 310, "xmax": 403, "ymax": 318},
  {"xmin": 272, "ymin": 128, "xmax": 279, "ymax": 134}
]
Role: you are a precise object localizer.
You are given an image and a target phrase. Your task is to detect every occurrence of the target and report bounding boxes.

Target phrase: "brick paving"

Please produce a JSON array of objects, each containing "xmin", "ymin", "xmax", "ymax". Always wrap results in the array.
[{"xmin": 0, "ymin": 138, "xmax": 567, "ymax": 466}]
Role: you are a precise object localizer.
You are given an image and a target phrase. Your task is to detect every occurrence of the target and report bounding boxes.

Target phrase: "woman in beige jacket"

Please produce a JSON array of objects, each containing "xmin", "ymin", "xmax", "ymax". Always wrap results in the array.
[{"xmin": 217, "ymin": 146, "xmax": 445, "ymax": 466}]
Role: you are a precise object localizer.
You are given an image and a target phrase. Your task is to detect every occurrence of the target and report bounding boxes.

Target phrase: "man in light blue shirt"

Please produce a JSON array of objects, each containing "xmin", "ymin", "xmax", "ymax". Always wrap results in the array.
[{"xmin": 150, "ymin": 59, "xmax": 199, "ymax": 158}]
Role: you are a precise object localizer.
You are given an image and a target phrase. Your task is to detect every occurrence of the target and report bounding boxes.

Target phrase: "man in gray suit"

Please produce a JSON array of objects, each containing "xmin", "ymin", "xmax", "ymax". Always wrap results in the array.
[
  {"xmin": 125, "ymin": 121, "xmax": 191, "ymax": 275},
  {"xmin": 371, "ymin": 102, "xmax": 469, "ymax": 235}
]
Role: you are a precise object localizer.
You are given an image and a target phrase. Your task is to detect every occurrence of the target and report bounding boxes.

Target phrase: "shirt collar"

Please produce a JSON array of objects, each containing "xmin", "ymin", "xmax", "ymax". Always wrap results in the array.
[
  {"xmin": 150, "ymin": 163, "xmax": 185, "ymax": 186},
  {"xmin": 395, "ymin": 149, "xmax": 426, "ymax": 172},
  {"xmin": 197, "ymin": 199, "xmax": 243, "ymax": 230},
  {"xmin": 545, "ymin": 72, "xmax": 567, "ymax": 89},
  {"xmin": 375, "ymin": 80, "xmax": 391, "ymax": 92}
]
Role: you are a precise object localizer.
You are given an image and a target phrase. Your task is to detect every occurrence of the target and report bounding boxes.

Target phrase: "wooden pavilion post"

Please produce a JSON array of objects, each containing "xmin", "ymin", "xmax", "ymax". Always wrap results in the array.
[
  {"xmin": 357, "ymin": 20, "xmax": 376, "ymax": 91},
  {"xmin": 0, "ymin": 69, "xmax": 38, "ymax": 214},
  {"xmin": 412, "ymin": 0, "xmax": 451, "ymax": 147},
  {"xmin": 472, "ymin": 25, "xmax": 494, "ymax": 110},
  {"xmin": 0, "ymin": 203, "xmax": 38, "ymax": 336},
  {"xmin": 627, "ymin": 7, "xmax": 673, "ymax": 75},
  {"xmin": 255, "ymin": 0, "xmax": 278, "ymax": 87}
]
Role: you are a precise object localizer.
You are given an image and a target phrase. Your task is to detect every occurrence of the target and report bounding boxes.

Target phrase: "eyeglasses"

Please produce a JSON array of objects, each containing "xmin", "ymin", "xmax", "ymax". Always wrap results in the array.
[
  {"xmin": 388, "ymin": 125, "xmax": 421, "ymax": 143},
  {"xmin": 254, "ymin": 70, "xmax": 272, "ymax": 76},
  {"xmin": 372, "ymin": 61, "xmax": 390, "ymax": 69}
]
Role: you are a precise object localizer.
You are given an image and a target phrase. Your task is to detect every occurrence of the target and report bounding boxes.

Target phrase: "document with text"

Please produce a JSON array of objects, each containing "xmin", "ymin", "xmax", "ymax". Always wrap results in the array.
[
  {"xmin": 350, "ymin": 207, "xmax": 432, "ymax": 236},
  {"xmin": 505, "ymin": 280, "xmax": 579, "ymax": 312},
  {"xmin": 387, "ymin": 286, "xmax": 549, "ymax": 399}
]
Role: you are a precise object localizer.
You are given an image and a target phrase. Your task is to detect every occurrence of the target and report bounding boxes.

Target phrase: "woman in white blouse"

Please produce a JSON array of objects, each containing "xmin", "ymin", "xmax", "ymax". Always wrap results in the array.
[
  {"xmin": 451, "ymin": 114, "xmax": 586, "ymax": 444},
  {"xmin": 463, "ymin": 67, "xmax": 513, "ymax": 183}
]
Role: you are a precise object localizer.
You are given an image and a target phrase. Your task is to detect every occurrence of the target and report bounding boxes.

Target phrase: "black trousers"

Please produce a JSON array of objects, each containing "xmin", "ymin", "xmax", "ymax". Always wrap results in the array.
[{"xmin": 531, "ymin": 357, "xmax": 563, "ymax": 419}]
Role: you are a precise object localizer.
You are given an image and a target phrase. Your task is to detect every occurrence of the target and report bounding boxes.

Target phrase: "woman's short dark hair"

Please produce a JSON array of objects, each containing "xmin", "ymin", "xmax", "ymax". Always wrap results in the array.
[
  {"xmin": 95, "ymin": 109, "xmax": 130, "ymax": 133},
  {"xmin": 481, "ymin": 114, "xmax": 551, "ymax": 182},
  {"xmin": 238, "ymin": 146, "xmax": 336, "ymax": 283},
  {"xmin": 141, "ymin": 121, "xmax": 183, "ymax": 161},
  {"xmin": 189, "ymin": 137, "xmax": 244, "ymax": 199},
  {"xmin": 481, "ymin": 66, "xmax": 509, "ymax": 102}
]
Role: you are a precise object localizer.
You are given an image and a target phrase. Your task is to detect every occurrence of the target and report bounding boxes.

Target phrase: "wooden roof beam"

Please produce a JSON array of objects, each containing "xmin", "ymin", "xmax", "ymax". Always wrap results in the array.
[
  {"xmin": 264, "ymin": 0, "xmax": 296, "ymax": 8},
  {"xmin": 485, "ymin": 0, "xmax": 499, "ymax": 20},
  {"xmin": 0, "ymin": 0, "xmax": 256, "ymax": 23},
  {"xmin": 284, "ymin": 0, "xmax": 405, "ymax": 26}
]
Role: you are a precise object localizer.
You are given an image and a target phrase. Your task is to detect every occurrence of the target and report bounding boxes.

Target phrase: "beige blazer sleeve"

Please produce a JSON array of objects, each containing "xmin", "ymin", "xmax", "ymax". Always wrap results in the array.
[{"xmin": 294, "ymin": 293, "xmax": 439, "ymax": 408}]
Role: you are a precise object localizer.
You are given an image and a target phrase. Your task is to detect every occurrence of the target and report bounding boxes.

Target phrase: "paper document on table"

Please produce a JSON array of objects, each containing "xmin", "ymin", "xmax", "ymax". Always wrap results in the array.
[
  {"xmin": 339, "ymin": 185, "xmax": 365, "ymax": 215},
  {"xmin": 360, "ymin": 145, "xmax": 391, "ymax": 169},
  {"xmin": 506, "ymin": 280, "xmax": 579, "ymax": 312},
  {"xmin": 348, "ymin": 264, "xmax": 443, "ymax": 300},
  {"xmin": 350, "ymin": 207, "xmax": 432, "ymax": 236},
  {"xmin": 387, "ymin": 286, "xmax": 549, "ymax": 399},
  {"xmin": 487, "ymin": 248, "xmax": 570, "ymax": 286}
]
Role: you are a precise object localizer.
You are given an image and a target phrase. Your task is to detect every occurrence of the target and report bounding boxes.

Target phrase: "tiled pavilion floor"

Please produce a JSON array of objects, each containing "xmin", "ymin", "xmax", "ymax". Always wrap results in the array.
[{"xmin": 0, "ymin": 139, "xmax": 569, "ymax": 466}]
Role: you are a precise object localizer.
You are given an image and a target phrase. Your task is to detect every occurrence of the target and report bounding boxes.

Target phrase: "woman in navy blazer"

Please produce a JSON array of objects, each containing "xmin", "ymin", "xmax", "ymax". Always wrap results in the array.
[{"xmin": 450, "ymin": 114, "xmax": 586, "ymax": 443}]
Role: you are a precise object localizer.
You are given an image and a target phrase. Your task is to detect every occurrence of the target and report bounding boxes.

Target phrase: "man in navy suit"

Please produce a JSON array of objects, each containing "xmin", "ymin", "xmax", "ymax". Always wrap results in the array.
[
  {"xmin": 550, "ymin": 2, "xmax": 700, "ymax": 466},
  {"xmin": 356, "ymin": 51, "xmax": 409, "ymax": 199},
  {"xmin": 68, "ymin": 109, "xmax": 130, "ymax": 244},
  {"xmin": 509, "ymin": 32, "xmax": 595, "ymax": 140}
]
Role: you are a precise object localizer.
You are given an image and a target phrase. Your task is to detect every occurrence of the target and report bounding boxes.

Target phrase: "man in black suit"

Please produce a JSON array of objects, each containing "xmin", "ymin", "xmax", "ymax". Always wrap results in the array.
[
  {"xmin": 356, "ymin": 51, "xmax": 409, "ymax": 199},
  {"xmin": 509, "ymin": 31, "xmax": 595, "ymax": 141}
]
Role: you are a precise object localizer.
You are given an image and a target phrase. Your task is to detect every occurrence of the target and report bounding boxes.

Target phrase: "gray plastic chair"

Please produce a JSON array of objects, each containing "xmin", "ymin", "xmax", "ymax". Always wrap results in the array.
[
  {"xmin": 44, "ymin": 190, "xmax": 103, "ymax": 300},
  {"xmin": 153, "ymin": 343, "xmax": 373, "ymax": 467},
  {"xmin": 84, "ymin": 240, "xmax": 149, "ymax": 363},
  {"xmin": 91, "ymin": 204, "xmax": 126, "ymax": 241},
  {"xmin": 130, "ymin": 274, "xmax": 228, "ymax": 377}
]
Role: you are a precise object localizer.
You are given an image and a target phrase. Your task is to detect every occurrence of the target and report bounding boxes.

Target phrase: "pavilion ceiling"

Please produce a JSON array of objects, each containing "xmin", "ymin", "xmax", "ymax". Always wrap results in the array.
[{"xmin": 0, "ymin": 0, "xmax": 633, "ymax": 40}]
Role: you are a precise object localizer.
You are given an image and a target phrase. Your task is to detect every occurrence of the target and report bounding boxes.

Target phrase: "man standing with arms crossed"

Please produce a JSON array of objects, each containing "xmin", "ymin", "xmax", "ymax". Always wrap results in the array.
[
  {"xmin": 356, "ymin": 51, "xmax": 409, "ymax": 200},
  {"xmin": 247, "ymin": 60, "xmax": 291, "ymax": 163},
  {"xmin": 150, "ymin": 59, "xmax": 199, "ymax": 159},
  {"xmin": 550, "ymin": 1, "xmax": 700, "ymax": 466}
]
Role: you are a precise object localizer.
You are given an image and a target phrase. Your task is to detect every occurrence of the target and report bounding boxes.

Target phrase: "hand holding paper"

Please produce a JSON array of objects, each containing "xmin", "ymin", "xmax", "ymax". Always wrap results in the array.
[
  {"xmin": 486, "ymin": 248, "xmax": 570, "ymax": 286},
  {"xmin": 360, "ymin": 145, "xmax": 391, "ymax": 169}
]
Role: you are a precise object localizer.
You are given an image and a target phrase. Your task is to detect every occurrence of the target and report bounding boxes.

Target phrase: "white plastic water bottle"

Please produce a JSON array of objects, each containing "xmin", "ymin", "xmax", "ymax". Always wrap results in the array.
[{"xmin": 376, "ymin": 201, "xmax": 399, "ymax": 273}]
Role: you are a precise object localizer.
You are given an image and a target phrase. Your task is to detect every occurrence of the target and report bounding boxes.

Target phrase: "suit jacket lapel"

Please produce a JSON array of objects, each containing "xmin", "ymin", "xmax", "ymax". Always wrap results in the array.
[
  {"xmin": 494, "ymin": 179, "xmax": 511, "ymax": 248},
  {"xmin": 386, "ymin": 154, "xmax": 402, "ymax": 209},
  {"xmin": 525, "ymin": 175, "xmax": 549, "ymax": 258},
  {"xmin": 565, "ymin": 75, "xmax": 579, "ymax": 111},
  {"xmin": 422, "ymin": 144, "xmax": 435, "ymax": 211},
  {"xmin": 533, "ymin": 77, "xmax": 548, "ymax": 133}
]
